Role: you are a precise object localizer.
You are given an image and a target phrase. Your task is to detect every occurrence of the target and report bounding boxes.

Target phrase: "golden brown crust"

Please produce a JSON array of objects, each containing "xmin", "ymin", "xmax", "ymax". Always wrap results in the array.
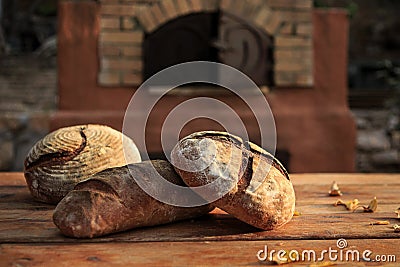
[
  {"xmin": 174, "ymin": 131, "xmax": 289, "ymax": 180},
  {"xmin": 24, "ymin": 124, "xmax": 141, "ymax": 204},
  {"xmin": 171, "ymin": 131, "xmax": 295, "ymax": 230},
  {"xmin": 53, "ymin": 160, "xmax": 213, "ymax": 238}
]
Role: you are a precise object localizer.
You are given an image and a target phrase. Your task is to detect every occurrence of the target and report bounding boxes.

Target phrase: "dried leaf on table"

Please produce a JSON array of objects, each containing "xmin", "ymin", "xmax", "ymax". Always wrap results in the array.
[
  {"xmin": 328, "ymin": 181, "xmax": 342, "ymax": 196},
  {"xmin": 354, "ymin": 197, "xmax": 377, "ymax": 213},
  {"xmin": 334, "ymin": 198, "xmax": 359, "ymax": 211},
  {"xmin": 293, "ymin": 211, "xmax": 301, "ymax": 216}
]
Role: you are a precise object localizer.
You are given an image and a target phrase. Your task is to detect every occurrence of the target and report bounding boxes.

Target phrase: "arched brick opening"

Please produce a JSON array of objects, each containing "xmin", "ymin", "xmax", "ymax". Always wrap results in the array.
[{"xmin": 98, "ymin": 0, "xmax": 313, "ymax": 88}]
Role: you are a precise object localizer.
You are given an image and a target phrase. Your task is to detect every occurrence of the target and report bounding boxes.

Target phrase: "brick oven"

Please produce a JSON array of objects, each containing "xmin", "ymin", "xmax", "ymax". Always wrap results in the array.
[
  {"xmin": 97, "ymin": 0, "xmax": 313, "ymax": 88},
  {"xmin": 53, "ymin": 0, "xmax": 356, "ymax": 172}
]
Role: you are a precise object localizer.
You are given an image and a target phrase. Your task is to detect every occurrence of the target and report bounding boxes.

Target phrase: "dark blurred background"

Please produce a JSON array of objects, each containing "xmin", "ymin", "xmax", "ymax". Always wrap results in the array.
[{"xmin": 0, "ymin": 0, "xmax": 399, "ymax": 172}]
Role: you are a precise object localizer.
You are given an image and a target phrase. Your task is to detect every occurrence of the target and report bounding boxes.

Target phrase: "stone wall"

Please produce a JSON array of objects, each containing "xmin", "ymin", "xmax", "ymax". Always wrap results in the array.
[
  {"xmin": 353, "ymin": 109, "xmax": 400, "ymax": 172},
  {"xmin": 0, "ymin": 55, "xmax": 56, "ymax": 171}
]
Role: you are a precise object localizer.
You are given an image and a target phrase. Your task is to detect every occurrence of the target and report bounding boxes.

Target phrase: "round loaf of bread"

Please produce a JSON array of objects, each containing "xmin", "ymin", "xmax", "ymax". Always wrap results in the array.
[
  {"xmin": 171, "ymin": 131, "xmax": 295, "ymax": 230},
  {"xmin": 24, "ymin": 124, "xmax": 141, "ymax": 204}
]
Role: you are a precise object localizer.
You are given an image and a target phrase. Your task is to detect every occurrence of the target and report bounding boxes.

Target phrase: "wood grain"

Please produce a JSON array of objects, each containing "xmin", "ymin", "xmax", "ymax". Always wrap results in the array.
[
  {"xmin": 1, "ymin": 239, "xmax": 399, "ymax": 266},
  {"xmin": 0, "ymin": 173, "xmax": 26, "ymax": 186},
  {"xmin": 1, "ymin": 209, "xmax": 400, "ymax": 243},
  {"xmin": 1, "ymin": 173, "xmax": 399, "ymax": 266},
  {"xmin": 1, "ymin": 174, "xmax": 399, "ymax": 243}
]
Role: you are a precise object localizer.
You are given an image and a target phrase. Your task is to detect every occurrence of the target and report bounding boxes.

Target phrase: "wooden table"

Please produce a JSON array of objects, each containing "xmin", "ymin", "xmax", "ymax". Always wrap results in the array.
[{"xmin": 1, "ymin": 173, "xmax": 399, "ymax": 266}]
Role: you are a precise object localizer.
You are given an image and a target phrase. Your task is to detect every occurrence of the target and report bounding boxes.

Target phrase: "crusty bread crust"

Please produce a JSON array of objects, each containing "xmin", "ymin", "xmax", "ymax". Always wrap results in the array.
[
  {"xmin": 171, "ymin": 131, "xmax": 295, "ymax": 230},
  {"xmin": 24, "ymin": 124, "xmax": 141, "ymax": 204},
  {"xmin": 53, "ymin": 160, "xmax": 213, "ymax": 238}
]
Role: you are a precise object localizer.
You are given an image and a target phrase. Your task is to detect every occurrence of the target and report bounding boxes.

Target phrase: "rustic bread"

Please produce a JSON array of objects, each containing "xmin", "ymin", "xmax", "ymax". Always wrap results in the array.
[
  {"xmin": 24, "ymin": 124, "xmax": 141, "ymax": 204},
  {"xmin": 53, "ymin": 160, "xmax": 213, "ymax": 238},
  {"xmin": 171, "ymin": 131, "xmax": 295, "ymax": 230}
]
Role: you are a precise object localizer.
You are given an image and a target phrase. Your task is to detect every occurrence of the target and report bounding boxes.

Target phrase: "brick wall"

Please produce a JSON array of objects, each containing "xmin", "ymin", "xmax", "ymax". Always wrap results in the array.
[{"xmin": 98, "ymin": 0, "xmax": 313, "ymax": 87}]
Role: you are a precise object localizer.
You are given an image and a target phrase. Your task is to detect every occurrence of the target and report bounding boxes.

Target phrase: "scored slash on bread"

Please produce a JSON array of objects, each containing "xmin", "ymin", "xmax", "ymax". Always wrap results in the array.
[
  {"xmin": 171, "ymin": 131, "xmax": 295, "ymax": 230},
  {"xmin": 24, "ymin": 124, "xmax": 141, "ymax": 204}
]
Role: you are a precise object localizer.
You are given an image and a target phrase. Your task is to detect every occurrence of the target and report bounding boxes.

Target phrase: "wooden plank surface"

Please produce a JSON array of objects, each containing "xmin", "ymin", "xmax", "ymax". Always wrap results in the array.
[
  {"xmin": 1, "ymin": 239, "xmax": 400, "ymax": 266},
  {"xmin": 0, "ymin": 173, "xmax": 399, "ymax": 266},
  {"xmin": 0, "ymin": 173, "xmax": 399, "ymax": 243}
]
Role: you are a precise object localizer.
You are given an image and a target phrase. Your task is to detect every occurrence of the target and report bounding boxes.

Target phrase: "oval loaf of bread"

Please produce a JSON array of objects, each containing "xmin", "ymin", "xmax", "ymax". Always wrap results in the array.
[
  {"xmin": 24, "ymin": 124, "xmax": 141, "ymax": 204},
  {"xmin": 53, "ymin": 160, "xmax": 213, "ymax": 238},
  {"xmin": 171, "ymin": 131, "xmax": 295, "ymax": 230}
]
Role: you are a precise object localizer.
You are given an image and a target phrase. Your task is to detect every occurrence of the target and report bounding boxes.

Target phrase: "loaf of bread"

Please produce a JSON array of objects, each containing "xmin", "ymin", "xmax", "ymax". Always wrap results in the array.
[
  {"xmin": 24, "ymin": 124, "xmax": 141, "ymax": 204},
  {"xmin": 53, "ymin": 160, "xmax": 213, "ymax": 238},
  {"xmin": 171, "ymin": 131, "xmax": 295, "ymax": 230}
]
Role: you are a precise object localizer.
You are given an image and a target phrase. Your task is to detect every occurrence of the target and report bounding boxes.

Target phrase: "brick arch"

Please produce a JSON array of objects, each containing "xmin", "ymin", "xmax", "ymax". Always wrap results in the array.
[
  {"xmin": 219, "ymin": 0, "xmax": 314, "ymax": 87},
  {"xmin": 220, "ymin": 0, "xmax": 284, "ymax": 36},
  {"xmin": 98, "ymin": 0, "xmax": 313, "ymax": 87},
  {"xmin": 137, "ymin": 0, "xmax": 219, "ymax": 33},
  {"xmin": 137, "ymin": 0, "xmax": 285, "ymax": 36}
]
